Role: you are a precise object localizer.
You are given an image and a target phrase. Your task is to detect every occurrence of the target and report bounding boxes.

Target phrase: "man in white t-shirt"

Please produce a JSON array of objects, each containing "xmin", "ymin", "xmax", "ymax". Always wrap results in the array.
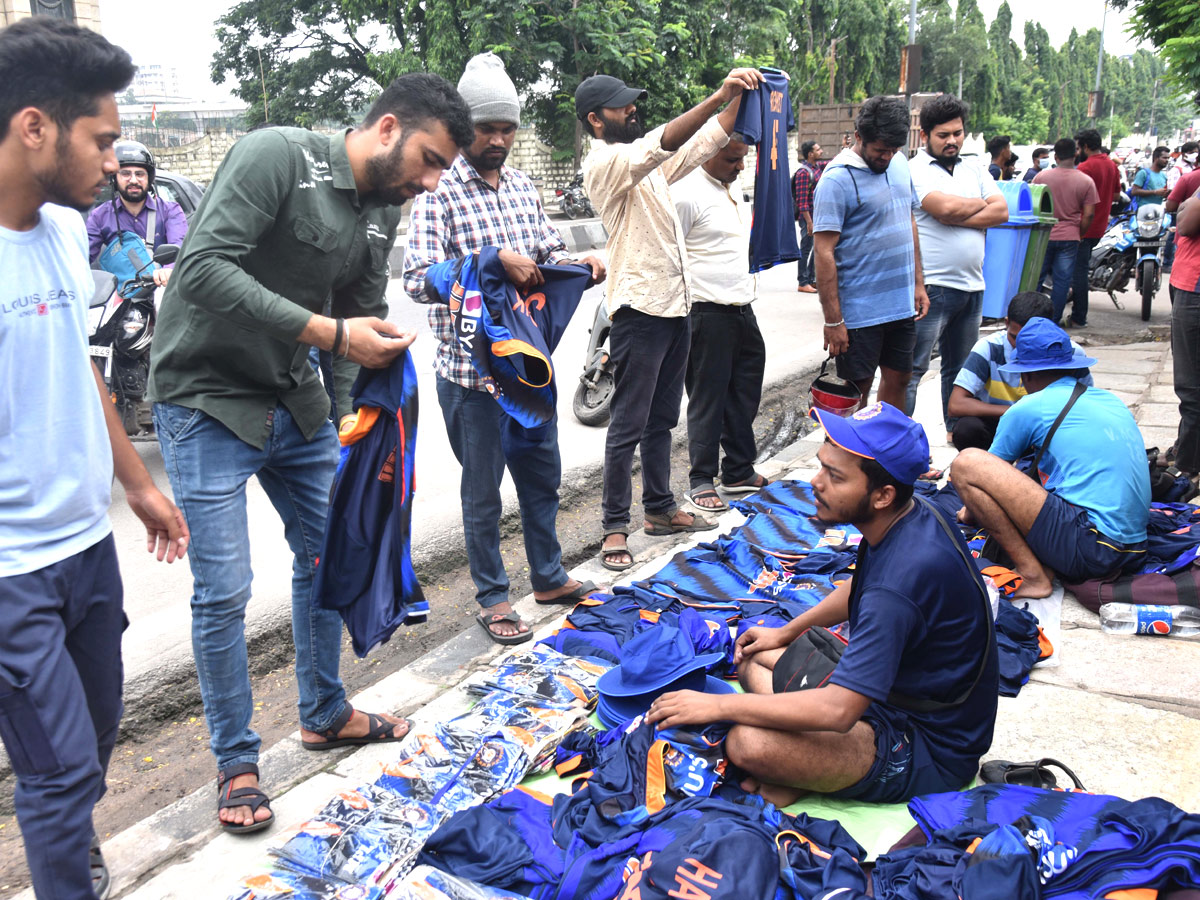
[
  {"xmin": 673, "ymin": 134, "xmax": 768, "ymax": 514},
  {"xmin": 0, "ymin": 18, "xmax": 188, "ymax": 899},
  {"xmin": 905, "ymin": 94, "xmax": 1008, "ymax": 444}
]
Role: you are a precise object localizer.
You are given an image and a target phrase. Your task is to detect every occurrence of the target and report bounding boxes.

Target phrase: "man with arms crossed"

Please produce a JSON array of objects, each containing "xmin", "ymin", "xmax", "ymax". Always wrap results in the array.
[
  {"xmin": 904, "ymin": 94, "xmax": 1007, "ymax": 442},
  {"xmin": 649, "ymin": 403, "xmax": 997, "ymax": 806},
  {"xmin": 0, "ymin": 18, "xmax": 188, "ymax": 898}
]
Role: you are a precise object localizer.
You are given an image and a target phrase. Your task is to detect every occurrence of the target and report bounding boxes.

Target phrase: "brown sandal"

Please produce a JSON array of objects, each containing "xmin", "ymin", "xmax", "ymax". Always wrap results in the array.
[{"xmin": 600, "ymin": 530, "xmax": 634, "ymax": 571}]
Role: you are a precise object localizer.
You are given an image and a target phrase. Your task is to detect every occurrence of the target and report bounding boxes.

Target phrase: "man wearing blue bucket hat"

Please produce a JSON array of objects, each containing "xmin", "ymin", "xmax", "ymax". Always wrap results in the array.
[
  {"xmin": 952, "ymin": 318, "xmax": 1150, "ymax": 599},
  {"xmin": 649, "ymin": 402, "xmax": 998, "ymax": 807}
]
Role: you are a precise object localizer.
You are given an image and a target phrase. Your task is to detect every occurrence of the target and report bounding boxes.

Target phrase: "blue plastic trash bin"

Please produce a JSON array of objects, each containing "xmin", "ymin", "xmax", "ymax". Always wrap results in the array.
[{"xmin": 982, "ymin": 181, "xmax": 1038, "ymax": 318}]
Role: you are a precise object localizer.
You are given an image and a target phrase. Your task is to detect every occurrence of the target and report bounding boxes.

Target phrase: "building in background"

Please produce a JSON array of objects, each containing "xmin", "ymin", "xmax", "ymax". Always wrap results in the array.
[
  {"xmin": 131, "ymin": 63, "xmax": 183, "ymax": 101},
  {"xmin": 1, "ymin": 0, "xmax": 100, "ymax": 31}
]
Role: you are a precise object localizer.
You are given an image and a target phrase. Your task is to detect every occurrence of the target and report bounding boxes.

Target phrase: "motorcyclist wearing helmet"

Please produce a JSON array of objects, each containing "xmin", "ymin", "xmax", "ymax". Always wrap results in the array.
[{"xmin": 85, "ymin": 139, "xmax": 188, "ymax": 286}]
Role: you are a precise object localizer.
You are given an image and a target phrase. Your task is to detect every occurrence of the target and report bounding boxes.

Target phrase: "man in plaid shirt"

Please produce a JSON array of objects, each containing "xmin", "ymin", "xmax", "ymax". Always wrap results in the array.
[
  {"xmin": 792, "ymin": 139, "xmax": 824, "ymax": 292},
  {"xmin": 403, "ymin": 53, "xmax": 605, "ymax": 644}
]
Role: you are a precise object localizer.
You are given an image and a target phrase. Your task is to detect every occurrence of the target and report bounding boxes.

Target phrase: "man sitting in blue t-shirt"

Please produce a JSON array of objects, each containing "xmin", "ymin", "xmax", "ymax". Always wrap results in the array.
[
  {"xmin": 648, "ymin": 403, "xmax": 998, "ymax": 807},
  {"xmin": 952, "ymin": 318, "xmax": 1151, "ymax": 600}
]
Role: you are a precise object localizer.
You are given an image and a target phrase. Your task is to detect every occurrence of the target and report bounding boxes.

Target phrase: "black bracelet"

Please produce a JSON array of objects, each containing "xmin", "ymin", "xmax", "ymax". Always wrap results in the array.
[{"xmin": 332, "ymin": 318, "xmax": 344, "ymax": 358}]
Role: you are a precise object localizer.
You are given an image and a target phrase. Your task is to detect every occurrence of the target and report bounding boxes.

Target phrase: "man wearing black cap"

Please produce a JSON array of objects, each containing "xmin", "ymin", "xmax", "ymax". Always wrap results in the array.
[
  {"xmin": 575, "ymin": 67, "xmax": 764, "ymax": 572},
  {"xmin": 649, "ymin": 403, "xmax": 998, "ymax": 807}
]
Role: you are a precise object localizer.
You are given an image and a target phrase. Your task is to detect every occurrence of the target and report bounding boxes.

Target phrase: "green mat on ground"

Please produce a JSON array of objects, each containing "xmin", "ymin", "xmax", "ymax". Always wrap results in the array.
[{"xmin": 519, "ymin": 710, "xmax": 969, "ymax": 861}]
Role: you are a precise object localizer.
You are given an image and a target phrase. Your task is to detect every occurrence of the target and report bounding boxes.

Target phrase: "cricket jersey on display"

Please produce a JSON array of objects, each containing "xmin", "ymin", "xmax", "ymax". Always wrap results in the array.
[{"xmin": 732, "ymin": 68, "xmax": 800, "ymax": 273}]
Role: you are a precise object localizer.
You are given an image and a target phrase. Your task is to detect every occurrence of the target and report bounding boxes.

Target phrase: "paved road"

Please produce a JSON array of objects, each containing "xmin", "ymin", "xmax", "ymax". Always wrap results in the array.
[{"xmin": 111, "ymin": 261, "xmax": 830, "ymax": 688}]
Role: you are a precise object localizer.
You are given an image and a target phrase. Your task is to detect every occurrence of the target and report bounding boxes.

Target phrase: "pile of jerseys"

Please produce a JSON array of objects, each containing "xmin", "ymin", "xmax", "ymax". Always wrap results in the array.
[
  {"xmin": 871, "ymin": 784, "xmax": 1200, "ymax": 900},
  {"xmin": 228, "ymin": 648, "xmax": 609, "ymax": 899},
  {"xmin": 420, "ymin": 716, "xmax": 870, "ymax": 900},
  {"xmin": 543, "ymin": 480, "xmax": 1047, "ymax": 693},
  {"xmin": 1133, "ymin": 502, "xmax": 1200, "ymax": 575}
]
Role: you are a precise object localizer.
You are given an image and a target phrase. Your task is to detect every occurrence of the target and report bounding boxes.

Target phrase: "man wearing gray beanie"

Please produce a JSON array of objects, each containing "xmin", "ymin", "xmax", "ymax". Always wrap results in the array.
[{"xmin": 403, "ymin": 52, "xmax": 606, "ymax": 644}]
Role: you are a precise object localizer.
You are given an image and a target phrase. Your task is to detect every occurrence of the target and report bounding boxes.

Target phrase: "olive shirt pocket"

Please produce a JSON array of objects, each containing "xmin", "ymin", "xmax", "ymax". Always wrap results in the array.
[{"xmin": 292, "ymin": 216, "xmax": 340, "ymax": 280}]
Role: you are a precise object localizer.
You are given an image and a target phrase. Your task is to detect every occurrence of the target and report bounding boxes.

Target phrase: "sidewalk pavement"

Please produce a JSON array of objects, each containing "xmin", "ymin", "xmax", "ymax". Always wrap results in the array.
[{"xmin": 37, "ymin": 337, "xmax": 1200, "ymax": 900}]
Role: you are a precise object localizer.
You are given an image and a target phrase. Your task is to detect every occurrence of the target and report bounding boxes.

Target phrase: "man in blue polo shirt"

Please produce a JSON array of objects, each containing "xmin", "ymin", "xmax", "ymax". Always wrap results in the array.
[
  {"xmin": 952, "ymin": 318, "xmax": 1150, "ymax": 599},
  {"xmin": 813, "ymin": 96, "xmax": 929, "ymax": 411},
  {"xmin": 649, "ymin": 403, "xmax": 998, "ymax": 807}
]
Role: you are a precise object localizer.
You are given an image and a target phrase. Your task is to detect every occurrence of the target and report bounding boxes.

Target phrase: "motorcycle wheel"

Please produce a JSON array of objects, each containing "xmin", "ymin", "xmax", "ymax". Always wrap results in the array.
[
  {"xmin": 120, "ymin": 399, "xmax": 140, "ymax": 436},
  {"xmin": 563, "ymin": 201, "xmax": 579, "ymax": 220},
  {"xmin": 1140, "ymin": 260, "xmax": 1155, "ymax": 321},
  {"xmin": 583, "ymin": 200, "xmax": 596, "ymax": 217},
  {"xmin": 573, "ymin": 373, "xmax": 614, "ymax": 427}
]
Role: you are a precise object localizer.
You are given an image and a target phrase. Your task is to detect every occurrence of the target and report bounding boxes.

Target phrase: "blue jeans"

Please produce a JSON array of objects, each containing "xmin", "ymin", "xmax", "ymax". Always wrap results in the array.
[
  {"xmin": 0, "ymin": 535, "xmax": 124, "ymax": 900},
  {"xmin": 435, "ymin": 376, "xmax": 569, "ymax": 608},
  {"xmin": 797, "ymin": 220, "xmax": 815, "ymax": 285},
  {"xmin": 153, "ymin": 402, "xmax": 345, "ymax": 770},
  {"xmin": 1070, "ymin": 237, "xmax": 1098, "ymax": 325},
  {"xmin": 1038, "ymin": 239, "xmax": 1079, "ymax": 322},
  {"xmin": 905, "ymin": 285, "xmax": 982, "ymax": 431}
]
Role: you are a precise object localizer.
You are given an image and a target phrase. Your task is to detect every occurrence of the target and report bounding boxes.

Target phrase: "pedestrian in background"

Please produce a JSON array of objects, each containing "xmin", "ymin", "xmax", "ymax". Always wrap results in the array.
[
  {"xmin": 402, "ymin": 53, "xmax": 606, "ymax": 645},
  {"xmin": 987, "ymin": 134, "xmax": 1011, "ymax": 180},
  {"xmin": 793, "ymin": 138, "xmax": 823, "ymax": 293},
  {"xmin": 0, "ymin": 18, "xmax": 188, "ymax": 899},
  {"xmin": 1073, "ymin": 129, "xmax": 1122, "ymax": 327},
  {"xmin": 1167, "ymin": 168, "xmax": 1200, "ymax": 478},
  {"xmin": 674, "ymin": 135, "xmax": 769, "ymax": 514},
  {"xmin": 1024, "ymin": 147, "xmax": 1050, "ymax": 183},
  {"xmin": 577, "ymin": 67, "xmax": 763, "ymax": 573},
  {"xmin": 1033, "ymin": 138, "xmax": 1098, "ymax": 324}
]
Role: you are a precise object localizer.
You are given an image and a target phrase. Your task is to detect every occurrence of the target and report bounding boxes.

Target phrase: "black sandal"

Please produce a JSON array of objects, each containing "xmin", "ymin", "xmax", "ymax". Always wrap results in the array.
[
  {"xmin": 301, "ymin": 704, "xmax": 412, "ymax": 750},
  {"xmin": 90, "ymin": 835, "xmax": 110, "ymax": 899},
  {"xmin": 217, "ymin": 762, "xmax": 274, "ymax": 834},
  {"xmin": 978, "ymin": 757, "xmax": 1086, "ymax": 791},
  {"xmin": 475, "ymin": 610, "xmax": 534, "ymax": 645}
]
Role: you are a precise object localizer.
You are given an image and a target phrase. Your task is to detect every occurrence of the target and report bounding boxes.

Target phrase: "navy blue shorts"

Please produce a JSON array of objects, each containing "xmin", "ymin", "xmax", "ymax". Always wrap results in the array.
[
  {"xmin": 827, "ymin": 704, "xmax": 967, "ymax": 804},
  {"xmin": 1026, "ymin": 490, "xmax": 1147, "ymax": 583}
]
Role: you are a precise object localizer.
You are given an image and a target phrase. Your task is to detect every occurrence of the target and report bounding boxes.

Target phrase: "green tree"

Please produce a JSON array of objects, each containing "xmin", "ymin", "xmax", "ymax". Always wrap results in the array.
[{"xmin": 1113, "ymin": 0, "xmax": 1200, "ymax": 100}]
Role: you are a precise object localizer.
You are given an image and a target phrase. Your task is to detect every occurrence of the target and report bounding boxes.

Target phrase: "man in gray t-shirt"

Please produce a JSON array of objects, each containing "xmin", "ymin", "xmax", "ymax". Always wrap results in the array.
[{"xmin": 905, "ymin": 94, "xmax": 1008, "ymax": 443}]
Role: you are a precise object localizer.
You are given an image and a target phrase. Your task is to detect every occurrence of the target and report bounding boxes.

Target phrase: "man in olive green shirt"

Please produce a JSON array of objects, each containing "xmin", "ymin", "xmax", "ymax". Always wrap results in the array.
[{"xmin": 149, "ymin": 74, "xmax": 473, "ymax": 834}]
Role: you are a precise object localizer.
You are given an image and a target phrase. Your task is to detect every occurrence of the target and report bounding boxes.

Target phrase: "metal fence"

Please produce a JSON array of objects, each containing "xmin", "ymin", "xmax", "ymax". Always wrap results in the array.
[{"xmin": 118, "ymin": 116, "xmax": 248, "ymax": 149}]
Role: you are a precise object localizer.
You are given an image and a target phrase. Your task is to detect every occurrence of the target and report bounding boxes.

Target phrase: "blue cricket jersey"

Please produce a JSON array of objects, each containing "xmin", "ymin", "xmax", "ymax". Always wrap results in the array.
[{"xmin": 733, "ymin": 69, "xmax": 800, "ymax": 273}]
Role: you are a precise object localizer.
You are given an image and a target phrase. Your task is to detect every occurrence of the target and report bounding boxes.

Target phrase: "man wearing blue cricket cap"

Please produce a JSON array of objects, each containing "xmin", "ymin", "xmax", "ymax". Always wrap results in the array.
[
  {"xmin": 952, "ymin": 317, "xmax": 1150, "ymax": 599},
  {"xmin": 649, "ymin": 402, "xmax": 998, "ymax": 807}
]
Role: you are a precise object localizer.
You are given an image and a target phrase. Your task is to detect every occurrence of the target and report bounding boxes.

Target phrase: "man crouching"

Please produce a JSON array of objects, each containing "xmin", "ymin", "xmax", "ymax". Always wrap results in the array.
[{"xmin": 648, "ymin": 402, "xmax": 997, "ymax": 806}]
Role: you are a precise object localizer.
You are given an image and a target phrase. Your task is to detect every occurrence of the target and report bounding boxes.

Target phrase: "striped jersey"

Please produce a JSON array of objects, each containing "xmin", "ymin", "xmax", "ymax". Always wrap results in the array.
[{"xmin": 954, "ymin": 330, "xmax": 1093, "ymax": 410}]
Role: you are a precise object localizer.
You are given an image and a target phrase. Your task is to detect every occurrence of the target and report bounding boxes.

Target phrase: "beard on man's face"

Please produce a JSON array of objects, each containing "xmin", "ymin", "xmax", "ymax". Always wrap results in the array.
[
  {"xmin": 117, "ymin": 182, "xmax": 146, "ymax": 204},
  {"xmin": 365, "ymin": 134, "xmax": 426, "ymax": 205},
  {"xmin": 602, "ymin": 110, "xmax": 645, "ymax": 144},
  {"xmin": 37, "ymin": 134, "xmax": 103, "ymax": 212},
  {"xmin": 466, "ymin": 145, "xmax": 508, "ymax": 173}
]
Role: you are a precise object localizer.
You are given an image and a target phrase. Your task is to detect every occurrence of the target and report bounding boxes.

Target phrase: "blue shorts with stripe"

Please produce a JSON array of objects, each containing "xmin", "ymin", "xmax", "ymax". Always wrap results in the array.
[{"xmin": 1027, "ymin": 490, "xmax": 1147, "ymax": 582}]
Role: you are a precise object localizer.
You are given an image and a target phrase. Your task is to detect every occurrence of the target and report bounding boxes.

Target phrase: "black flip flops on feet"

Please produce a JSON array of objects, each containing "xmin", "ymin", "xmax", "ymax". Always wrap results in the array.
[{"xmin": 217, "ymin": 762, "xmax": 274, "ymax": 835}]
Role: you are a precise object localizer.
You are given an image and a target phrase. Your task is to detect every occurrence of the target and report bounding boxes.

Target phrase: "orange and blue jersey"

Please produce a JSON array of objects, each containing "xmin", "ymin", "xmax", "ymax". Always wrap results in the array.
[
  {"xmin": 313, "ymin": 351, "xmax": 425, "ymax": 657},
  {"xmin": 732, "ymin": 68, "xmax": 800, "ymax": 273},
  {"xmin": 424, "ymin": 247, "xmax": 592, "ymax": 457}
]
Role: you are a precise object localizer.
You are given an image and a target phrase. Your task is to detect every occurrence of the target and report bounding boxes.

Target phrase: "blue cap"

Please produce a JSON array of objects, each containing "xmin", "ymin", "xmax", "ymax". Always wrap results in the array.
[
  {"xmin": 810, "ymin": 401, "xmax": 930, "ymax": 485},
  {"xmin": 596, "ymin": 626, "xmax": 724, "ymax": 698},
  {"xmin": 595, "ymin": 671, "xmax": 735, "ymax": 729},
  {"xmin": 998, "ymin": 317, "xmax": 1098, "ymax": 375}
]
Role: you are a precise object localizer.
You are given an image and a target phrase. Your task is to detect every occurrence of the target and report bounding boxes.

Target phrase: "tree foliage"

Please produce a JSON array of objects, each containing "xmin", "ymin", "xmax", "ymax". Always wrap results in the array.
[
  {"xmin": 1114, "ymin": 0, "xmax": 1200, "ymax": 102},
  {"xmin": 210, "ymin": 0, "xmax": 1194, "ymax": 153}
]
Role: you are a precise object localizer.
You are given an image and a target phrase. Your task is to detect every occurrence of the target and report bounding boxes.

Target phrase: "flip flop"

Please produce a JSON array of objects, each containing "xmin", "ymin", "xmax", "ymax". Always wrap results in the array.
[
  {"xmin": 917, "ymin": 467, "xmax": 945, "ymax": 482},
  {"xmin": 216, "ymin": 762, "xmax": 274, "ymax": 834},
  {"xmin": 301, "ymin": 704, "xmax": 411, "ymax": 751},
  {"xmin": 978, "ymin": 757, "xmax": 1085, "ymax": 791},
  {"xmin": 720, "ymin": 473, "xmax": 771, "ymax": 494},
  {"xmin": 474, "ymin": 610, "xmax": 534, "ymax": 645},
  {"xmin": 644, "ymin": 508, "xmax": 719, "ymax": 535},
  {"xmin": 536, "ymin": 579, "xmax": 602, "ymax": 606},
  {"xmin": 600, "ymin": 531, "xmax": 634, "ymax": 572},
  {"xmin": 685, "ymin": 486, "xmax": 729, "ymax": 513}
]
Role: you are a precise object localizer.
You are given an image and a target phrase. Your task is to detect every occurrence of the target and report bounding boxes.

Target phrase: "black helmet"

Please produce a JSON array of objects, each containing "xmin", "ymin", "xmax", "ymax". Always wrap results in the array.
[{"xmin": 114, "ymin": 140, "xmax": 155, "ymax": 185}]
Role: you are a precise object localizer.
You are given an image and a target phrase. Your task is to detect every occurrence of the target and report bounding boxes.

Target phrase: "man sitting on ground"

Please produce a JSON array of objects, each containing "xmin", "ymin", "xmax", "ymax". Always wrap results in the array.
[
  {"xmin": 952, "ymin": 318, "xmax": 1150, "ymax": 599},
  {"xmin": 648, "ymin": 403, "xmax": 998, "ymax": 806},
  {"xmin": 948, "ymin": 292, "xmax": 1092, "ymax": 452}
]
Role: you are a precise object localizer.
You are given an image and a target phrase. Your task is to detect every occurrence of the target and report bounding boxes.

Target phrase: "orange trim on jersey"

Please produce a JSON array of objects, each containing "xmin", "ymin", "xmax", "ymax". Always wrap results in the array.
[
  {"xmin": 514, "ymin": 784, "xmax": 556, "ymax": 804},
  {"xmin": 645, "ymin": 740, "xmax": 668, "ymax": 814},
  {"xmin": 490, "ymin": 340, "xmax": 552, "ymax": 387},
  {"xmin": 555, "ymin": 754, "xmax": 583, "ymax": 777},
  {"xmin": 1037, "ymin": 627, "xmax": 1054, "ymax": 660},
  {"xmin": 338, "ymin": 406, "xmax": 381, "ymax": 445},
  {"xmin": 1104, "ymin": 890, "xmax": 1157, "ymax": 900},
  {"xmin": 775, "ymin": 830, "xmax": 836, "ymax": 861},
  {"xmin": 965, "ymin": 837, "xmax": 982, "ymax": 854},
  {"xmin": 640, "ymin": 610, "xmax": 662, "ymax": 624}
]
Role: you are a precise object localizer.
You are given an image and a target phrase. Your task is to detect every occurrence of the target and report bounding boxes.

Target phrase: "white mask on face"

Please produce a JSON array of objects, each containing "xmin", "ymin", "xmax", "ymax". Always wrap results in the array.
[
  {"xmin": 1186, "ymin": 153, "xmax": 1198, "ymax": 165},
  {"xmin": 1038, "ymin": 157, "xmax": 1051, "ymax": 169}
]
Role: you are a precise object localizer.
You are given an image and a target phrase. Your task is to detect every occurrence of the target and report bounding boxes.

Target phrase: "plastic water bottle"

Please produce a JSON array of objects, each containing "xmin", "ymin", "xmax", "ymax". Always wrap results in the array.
[{"xmin": 1098, "ymin": 602, "xmax": 1200, "ymax": 637}]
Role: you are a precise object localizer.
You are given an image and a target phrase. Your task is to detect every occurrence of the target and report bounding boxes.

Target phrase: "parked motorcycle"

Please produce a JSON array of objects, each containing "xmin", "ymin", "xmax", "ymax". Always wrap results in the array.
[
  {"xmin": 1087, "ymin": 199, "xmax": 1171, "ymax": 321},
  {"xmin": 572, "ymin": 299, "xmax": 614, "ymax": 426},
  {"xmin": 555, "ymin": 172, "xmax": 596, "ymax": 220},
  {"xmin": 88, "ymin": 243, "xmax": 179, "ymax": 436}
]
